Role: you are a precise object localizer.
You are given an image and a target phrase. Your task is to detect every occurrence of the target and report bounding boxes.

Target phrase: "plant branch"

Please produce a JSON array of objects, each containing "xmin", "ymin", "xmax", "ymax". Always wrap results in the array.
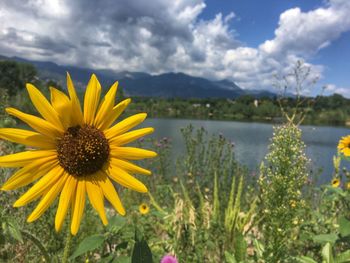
[{"xmin": 20, "ymin": 230, "xmax": 50, "ymax": 263}]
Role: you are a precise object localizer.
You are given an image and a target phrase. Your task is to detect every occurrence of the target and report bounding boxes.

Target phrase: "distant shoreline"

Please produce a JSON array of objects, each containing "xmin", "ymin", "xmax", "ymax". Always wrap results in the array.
[{"xmin": 126, "ymin": 111, "xmax": 350, "ymax": 128}]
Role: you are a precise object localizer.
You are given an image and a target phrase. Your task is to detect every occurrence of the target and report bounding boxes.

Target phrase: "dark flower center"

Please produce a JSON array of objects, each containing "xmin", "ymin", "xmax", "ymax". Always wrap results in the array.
[{"xmin": 57, "ymin": 125, "xmax": 109, "ymax": 176}]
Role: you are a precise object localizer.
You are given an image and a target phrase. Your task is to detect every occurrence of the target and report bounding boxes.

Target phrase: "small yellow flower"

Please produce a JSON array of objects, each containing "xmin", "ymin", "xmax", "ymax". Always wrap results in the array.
[
  {"xmin": 346, "ymin": 182, "xmax": 350, "ymax": 190},
  {"xmin": 338, "ymin": 135, "xmax": 350, "ymax": 157},
  {"xmin": 332, "ymin": 178, "xmax": 340, "ymax": 188},
  {"xmin": 290, "ymin": 200, "xmax": 297, "ymax": 208},
  {"xmin": 139, "ymin": 203, "xmax": 150, "ymax": 215}
]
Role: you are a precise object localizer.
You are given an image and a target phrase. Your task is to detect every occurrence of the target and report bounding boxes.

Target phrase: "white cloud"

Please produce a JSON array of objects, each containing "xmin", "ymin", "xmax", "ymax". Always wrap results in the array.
[
  {"xmin": 0, "ymin": 0, "xmax": 349, "ymax": 91},
  {"xmin": 260, "ymin": 2, "xmax": 350, "ymax": 57},
  {"xmin": 324, "ymin": 84, "xmax": 350, "ymax": 98}
]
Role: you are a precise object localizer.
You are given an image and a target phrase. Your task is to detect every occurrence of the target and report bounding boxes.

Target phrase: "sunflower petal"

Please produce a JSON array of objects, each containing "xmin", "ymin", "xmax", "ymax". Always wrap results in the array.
[
  {"xmin": 55, "ymin": 175, "xmax": 77, "ymax": 232},
  {"xmin": 13, "ymin": 165, "xmax": 64, "ymax": 207},
  {"xmin": 109, "ymin": 128, "xmax": 154, "ymax": 146},
  {"xmin": 0, "ymin": 150, "xmax": 57, "ymax": 167},
  {"xmin": 66, "ymin": 73, "xmax": 84, "ymax": 126},
  {"xmin": 94, "ymin": 81, "xmax": 118, "ymax": 129},
  {"xmin": 71, "ymin": 178, "xmax": 86, "ymax": 235},
  {"xmin": 110, "ymin": 147, "xmax": 157, "ymax": 160},
  {"xmin": 343, "ymin": 148, "xmax": 350, "ymax": 156},
  {"xmin": 84, "ymin": 74, "xmax": 101, "ymax": 125},
  {"xmin": 27, "ymin": 173, "xmax": 68, "ymax": 222},
  {"xmin": 86, "ymin": 176, "xmax": 108, "ymax": 225},
  {"xmin": 104, "ymin": 113, "xmax": 147, "ymax": 140},
  {"xmin": 26, "ymin": 84, "xmax": 64, "ymax": 131},
  {"xmin": 99, "ymin": 98, "xmax": 131, "ymax": 131},
  {"xmin": 96, "ymin": 171, "xmax": 125, "ymax": 216},
  {"xmin": 6, "ymin": 107, "xmax": 62, "ymax": 138},
  {"xmin": 0, "ymin": 128, "xmax": 55, "ymax": 149},
  {"xmin": 109, "ymin": 158, "xmax": 151, "ymax": 175},
  {"xmin": 50, "ymin": 87, "xmax": 72, "ymax": 128},
  {"xmin": 1, "ymin": 157, "xmax": 58, "ymax": 190},
  {"xmin": 106, "ymin": 164, "xmax": 148, "ymax": 193}
]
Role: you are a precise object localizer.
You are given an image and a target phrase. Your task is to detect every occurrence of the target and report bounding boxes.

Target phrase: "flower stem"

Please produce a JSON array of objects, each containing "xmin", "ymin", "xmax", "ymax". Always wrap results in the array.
[
  {"xmin": 20, "ymin": 230, "xmax": 50, "ymax": 263},
  {"xmin": 148, "ymin": 192, "xmax": 166, "ymax": 214},
  {"xmin": 62, "ymin": 225, "xmax": 73, "ymax": 263}
]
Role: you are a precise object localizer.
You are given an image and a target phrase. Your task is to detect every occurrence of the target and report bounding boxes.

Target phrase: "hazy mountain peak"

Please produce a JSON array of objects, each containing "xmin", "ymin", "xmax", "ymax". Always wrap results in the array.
[{"xmin": 0, "ymin": 55, "xmax": 276, "ymax": 98}]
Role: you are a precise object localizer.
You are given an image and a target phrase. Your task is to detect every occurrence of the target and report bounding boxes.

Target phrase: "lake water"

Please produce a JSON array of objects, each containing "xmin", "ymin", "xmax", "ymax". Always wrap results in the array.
[{"xmin": 142, "ymin": 118, "xmax": 350, "ymax": 184}]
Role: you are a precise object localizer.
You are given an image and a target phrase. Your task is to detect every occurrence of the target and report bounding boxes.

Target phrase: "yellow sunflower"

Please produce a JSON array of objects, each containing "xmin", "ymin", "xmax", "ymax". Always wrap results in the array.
[
  {"xmin": 338, "ymin": 135, "xmax": 350, "ymax": 157},
  {"xmin": 139, "ymin": 203, "xmax": 150, "ymax": 215},
  {"xmin": 0, "ymin": 73, "xmax": 156, "ymax": 235},
  {"xmin": 331, "ymin": 178, "xmax": 340, "ymax": 188}
]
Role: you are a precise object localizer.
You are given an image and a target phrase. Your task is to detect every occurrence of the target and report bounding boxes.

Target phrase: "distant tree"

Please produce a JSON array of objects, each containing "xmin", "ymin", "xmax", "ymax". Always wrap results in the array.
[
  {"xmin": 256, "ymin": 101, "xmax": 279, "ymax": 118},
  {"xmin": 117, "ymin": 85, "xmax": 125, "ymax": 101},
  {"xmin": 236, "ymin": 95, "xmax": 255, "ymax": 105},
  {"xmin": 18, "ymin": 63, "xmax": 37, "ymax": 84},
  {"xmin": 0, "ymin": 61, "xmax": 23, "ymax": 95},
  {"xmin": 46, "ymin": 80, "xmax": 63, "ymax": 91},
  {"xmin": 329, "ymin": 93, "xmax": 346, "ymax": 109},
  {"xmin": 0, "ymin": 61, "xmax": 37, "ymax": 96}
]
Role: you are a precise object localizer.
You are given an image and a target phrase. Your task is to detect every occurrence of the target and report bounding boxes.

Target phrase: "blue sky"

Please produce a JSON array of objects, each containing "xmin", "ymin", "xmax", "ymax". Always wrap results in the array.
[
  {"xmin": 0, "ymin": 0, "xmax": 349, "ymax": 96},
  {"xmin": 311, "ymin": 31, "xmax": 350, "ymax": 88},
  {"xmin": 200, "ymin": 0, "xmax": 324, "ymax": 46},
  {"xmin": 200, "ymin": 0, "xmax": 350, "ymax": 95}
]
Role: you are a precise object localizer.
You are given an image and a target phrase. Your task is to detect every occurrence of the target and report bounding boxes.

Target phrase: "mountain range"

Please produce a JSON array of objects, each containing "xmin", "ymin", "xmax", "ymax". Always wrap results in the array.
[{"xmin": 0, "ymin": 55, "xmax": 276, "ymax": 98}]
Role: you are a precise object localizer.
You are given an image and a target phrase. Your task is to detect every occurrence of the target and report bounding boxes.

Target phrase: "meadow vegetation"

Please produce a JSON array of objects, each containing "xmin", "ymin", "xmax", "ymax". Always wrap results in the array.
[
  {"xmin": 1, "ymin": 111, "xmax": 350, "ymax": 262},
  {"xmin": 0, "ymin": 61, "xmax": 350, "ymax": 262}
]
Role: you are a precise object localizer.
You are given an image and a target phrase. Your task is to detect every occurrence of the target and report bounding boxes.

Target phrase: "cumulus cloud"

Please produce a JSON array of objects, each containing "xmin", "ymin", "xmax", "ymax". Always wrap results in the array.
[
  {"xmin": 260, "ymin": 0, "xmax": 350, "ymax": 57},
  {"xmin": 0, "ymin": 0, "xmax": 349, "ymax": 91},
  {"xmin": 324, "ymin": 84, "xmax": 350, "ymax": 98}
]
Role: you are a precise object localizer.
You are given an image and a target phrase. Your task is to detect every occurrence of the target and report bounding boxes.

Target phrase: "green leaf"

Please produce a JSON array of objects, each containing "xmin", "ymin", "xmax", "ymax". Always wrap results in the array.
[
  {"xmin": 115, "ymin": 241, "xmax": 128, "ymax": 251},
  {"xmin": 326, "ymin": 186, "xmax": 347, "ymax": 197},
  {"xmin": 294, "ymin": 256, "xmax": 318, "ymax": 263},
  {"xmin": 6, "ymin": 220, "xmax": 23, "ymax": 243},
  {"xmin": 50, "ymin": 255, "xmax": 61, "ymax": 263},
  {"xmin": 339, "ymin": 217, "xmax": 350, "ymax": 237},
  {"xmin": 99, "ymin": 255, "xmax": 130, "ymax": 263},
  {"xmin": 113, "ymin": 256, "xmax": 130, "ymax": 263},
  {"xmin": 234, "ymin": 231, "xmax": 247, "ymax": 262},
  {"xmin": 131, "ymin": 239, "xmax": 153, "ymax": 263},
  {"xmin": 224, "ymin": 251, "xmax": 237, "ymax": 263},
  {"xmin": 0, "ymin": 232, "xmax": 5, "ymax": 245},
  {"xmin": 134, "ymin": 227, "xmax": 144, "ymax": 242},
  {"xmin": 335, "ymin": 249, "xmax": 350, "ymax": 263},
  {"xmin": 299, "ymin": 232, "xmax": 313, "ymax": 242},
  {"xmin": 107, "ymin": 215, "xmax": 126, "ymax": 233},
  {"xmin": 313, "ymin": 233, "xmax": 338, "ymax": 244},
  {"xmin": 152, "ymin": 211, "xmax": 164, "ymax": 218},
  {"xmin": 70, "ymin": 234, "xmax": 105, "ymax": 259},
  {"xmin": 253, "ymin": 239, "xmax": 265, "ymax": 258},
  {"xmin": 99, "ymin": 255, "xmax": 115, "ymax": 263},
  {"xmin": 321, "ymin": 243, "xmax": 334, "ymax": 263}
]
